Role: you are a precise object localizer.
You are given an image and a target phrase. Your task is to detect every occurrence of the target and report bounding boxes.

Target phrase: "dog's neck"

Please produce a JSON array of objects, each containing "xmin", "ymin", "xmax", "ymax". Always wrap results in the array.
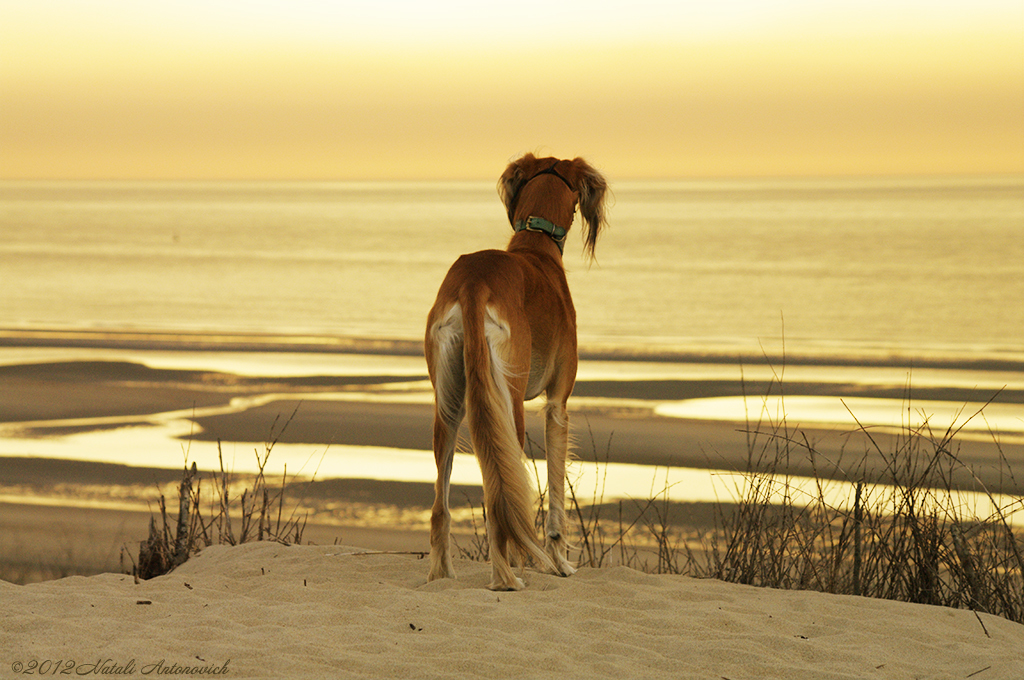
[
  {"xmin": 506, "ymin": 164, "xmax": 576, "ymax": 256},
  {"xmin": 513, "ymin": 217, "xmax": 567, "ymax": 254}
]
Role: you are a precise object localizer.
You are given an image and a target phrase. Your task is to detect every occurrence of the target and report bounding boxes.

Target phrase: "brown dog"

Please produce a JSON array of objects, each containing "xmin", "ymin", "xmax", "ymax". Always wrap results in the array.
[{"xmin": 424, "ymin": 154, "xmax": 608, "ymax": 589}]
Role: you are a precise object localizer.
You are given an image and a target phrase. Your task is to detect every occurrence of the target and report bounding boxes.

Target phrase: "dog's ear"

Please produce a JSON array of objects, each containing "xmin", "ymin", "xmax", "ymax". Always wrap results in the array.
[
  {"xmin": 497, "ymin": 153, "xmax": 538, "ymax": 223},
  {"xmin": 568, "ymin": 157, "xmax": 608, "ymax": 260}
]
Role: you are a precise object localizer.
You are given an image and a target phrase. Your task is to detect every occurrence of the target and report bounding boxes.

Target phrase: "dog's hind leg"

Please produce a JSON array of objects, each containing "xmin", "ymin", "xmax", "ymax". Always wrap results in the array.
[
  {"xmin": 427, "ymin": 305, "xmax": 465, "ymax": 582},
  {"xmin": 429, "ymin": 409, "xmax": 461, "ymax": 581},
  {"xmin": 543, "ymin": 400, "xmax": 577, "ymax": 576}
]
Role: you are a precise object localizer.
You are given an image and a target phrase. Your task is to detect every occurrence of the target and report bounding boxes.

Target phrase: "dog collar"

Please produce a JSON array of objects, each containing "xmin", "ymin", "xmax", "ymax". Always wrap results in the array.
[{"xmin": 514, "ymin": 216, "xmax": 567, "ymax": 253}]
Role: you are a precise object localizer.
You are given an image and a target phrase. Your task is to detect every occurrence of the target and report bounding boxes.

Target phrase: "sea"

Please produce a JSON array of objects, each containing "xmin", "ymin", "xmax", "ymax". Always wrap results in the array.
[
  {"xmin": 1, "ymin": 177, "xmax": 1023, "ymax": 514},
  {"xmin": 2, "ymin": 177, "xmax": 1022, "ymax": 360}
]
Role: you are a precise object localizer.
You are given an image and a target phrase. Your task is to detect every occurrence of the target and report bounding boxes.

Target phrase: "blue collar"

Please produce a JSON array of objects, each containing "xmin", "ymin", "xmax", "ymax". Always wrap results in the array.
[{"xmin": 514, "ymin": 216, "xmax": 567, "ymax": 253}]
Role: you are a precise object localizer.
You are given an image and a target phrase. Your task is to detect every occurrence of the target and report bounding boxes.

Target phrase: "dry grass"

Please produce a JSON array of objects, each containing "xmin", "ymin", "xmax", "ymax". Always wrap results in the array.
[
  {"xmin": 686, "ymin": 377, "xmax": 1024, "ymax": 623},
  {"xmin": 125, "ymin": 409, "xmax": 311, "ymax": 580}
]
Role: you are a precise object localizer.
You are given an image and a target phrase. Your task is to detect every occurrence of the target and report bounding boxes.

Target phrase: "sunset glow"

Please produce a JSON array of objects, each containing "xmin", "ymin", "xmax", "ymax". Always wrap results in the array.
[{"xmin": 2, "ymin": 0, "xmax": 1022, "ymax": 179}]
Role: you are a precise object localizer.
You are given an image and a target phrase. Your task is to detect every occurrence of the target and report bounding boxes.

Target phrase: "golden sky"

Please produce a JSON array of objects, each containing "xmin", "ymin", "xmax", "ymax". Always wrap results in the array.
[{"xmin": 2, "ymin": 0, "xmax": 1022, "ymax": 180}]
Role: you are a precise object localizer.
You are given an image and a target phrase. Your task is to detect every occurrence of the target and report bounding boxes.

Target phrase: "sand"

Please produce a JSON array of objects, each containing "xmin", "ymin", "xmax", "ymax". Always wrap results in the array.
[{"xmin": 2, "ymin": 542, "xmax": 1021, "ymax": 679}]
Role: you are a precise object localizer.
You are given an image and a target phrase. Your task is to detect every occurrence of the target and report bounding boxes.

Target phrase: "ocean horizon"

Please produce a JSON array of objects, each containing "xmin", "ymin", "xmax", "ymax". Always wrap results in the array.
[{"xmin": 2, "ymin": 176, "xmax": 1022, "ymax": 366}]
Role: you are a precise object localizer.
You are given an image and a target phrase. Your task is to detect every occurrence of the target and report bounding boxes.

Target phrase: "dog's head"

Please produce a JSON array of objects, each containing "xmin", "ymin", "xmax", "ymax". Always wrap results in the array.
[{"xmin": 498, "ymin": 153, "xmax": 608, "ymax": 260}]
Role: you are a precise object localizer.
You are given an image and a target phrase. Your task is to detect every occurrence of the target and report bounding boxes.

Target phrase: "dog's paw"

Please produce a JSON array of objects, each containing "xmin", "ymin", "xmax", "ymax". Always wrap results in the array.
[
  {"xmin": 546, "ymin": 552, "xmax": 576, "ymax": 577},
  {"xmin": 427, "ymin": 569, "xmax": 456, "ymax": 582},
  {"xmin": 545, "ymin": 534, "xmax": 577, "ymax": 577},
  {"xmin": 428, "ymin": 553, "xmax": 456, "ymax": 582},
  {"xmin": 488, "ymin": 576, "xmax": 525, "ymax": 591}
]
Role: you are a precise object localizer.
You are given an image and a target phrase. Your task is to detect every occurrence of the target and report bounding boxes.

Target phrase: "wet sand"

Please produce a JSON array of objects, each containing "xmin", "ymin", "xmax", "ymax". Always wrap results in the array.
[
  {"xmin": 3, "ymin": 358, "xmax": 1021, "ymax": 488},
  {"xmin": 2, "ymin": 355, "xmax": 1022, "ymax": 583}
]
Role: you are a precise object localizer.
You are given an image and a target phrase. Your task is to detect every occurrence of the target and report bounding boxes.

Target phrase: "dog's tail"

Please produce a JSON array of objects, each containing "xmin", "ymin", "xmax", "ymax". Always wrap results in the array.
[{"xmin": 460, "ymin": 285, "xmax": 556, "ymax": 585}]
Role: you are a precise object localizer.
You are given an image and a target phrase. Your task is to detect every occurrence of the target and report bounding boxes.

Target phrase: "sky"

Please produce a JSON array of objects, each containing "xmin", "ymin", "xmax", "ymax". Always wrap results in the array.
[{"xmin": 1, "ymin": 0, "xmax": 1022, "ymax": 180}]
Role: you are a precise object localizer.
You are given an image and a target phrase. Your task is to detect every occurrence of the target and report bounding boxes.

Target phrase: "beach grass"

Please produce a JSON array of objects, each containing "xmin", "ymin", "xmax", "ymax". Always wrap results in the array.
[
  {"xmin": 578, "ymin": 382, "xmax": 1023, "ymax": 623},
  {"xmin": 693, "ymin": 411, "xmax": 1023, "ymax": 619},
  {"xmin": 125, "ymin": 409, "xmax": 311, "ymax": 579},
  {"xmin": 118, "ymin": 375, "xmax": 1024, "ymax": 623}
]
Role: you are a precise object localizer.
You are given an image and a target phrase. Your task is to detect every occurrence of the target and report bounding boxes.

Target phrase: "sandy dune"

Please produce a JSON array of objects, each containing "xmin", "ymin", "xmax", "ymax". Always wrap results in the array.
[{"xmin": 2, "ymin": 542, "xmax": 1021, "ymax": 679}]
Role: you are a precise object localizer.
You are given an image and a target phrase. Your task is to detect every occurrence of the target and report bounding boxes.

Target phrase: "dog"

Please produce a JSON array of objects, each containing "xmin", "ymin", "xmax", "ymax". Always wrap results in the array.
[{"xmin": 424, "ymin": 154, "xmax": 608, "ymax": 590}]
